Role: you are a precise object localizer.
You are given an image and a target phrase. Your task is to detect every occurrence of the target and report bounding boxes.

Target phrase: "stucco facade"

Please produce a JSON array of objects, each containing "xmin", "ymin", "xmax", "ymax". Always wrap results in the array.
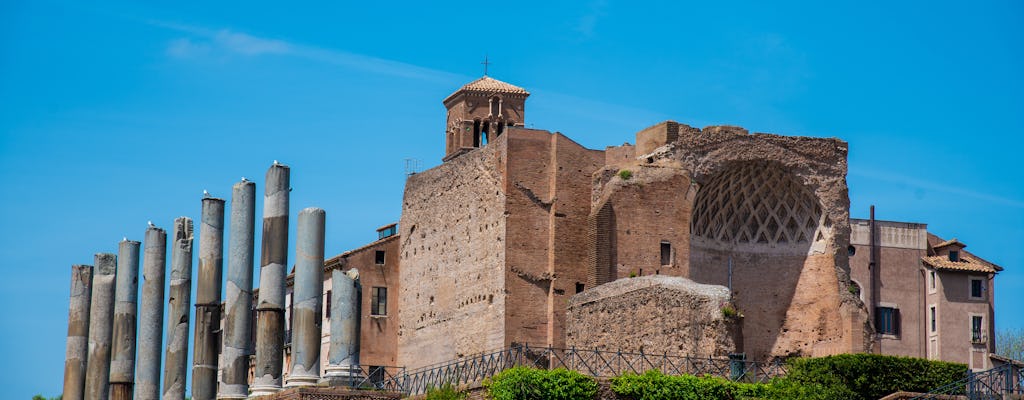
[{"xmin": 849, "ymin": 218, "xmax": 1000, "ymax": 370}]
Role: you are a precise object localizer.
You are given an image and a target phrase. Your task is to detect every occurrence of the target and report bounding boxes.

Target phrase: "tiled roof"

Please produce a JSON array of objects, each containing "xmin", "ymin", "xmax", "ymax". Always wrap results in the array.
[
  {"xmin": 450, "ymin": 76, "xmax": 529, "ymax": 97},
  {"xmin": 933, "ymin": 238, "xmax": 966, "ymax": 249},
  {"xmin": 921, "ymin": 255, "xmax": 996, "ymax": 273}
]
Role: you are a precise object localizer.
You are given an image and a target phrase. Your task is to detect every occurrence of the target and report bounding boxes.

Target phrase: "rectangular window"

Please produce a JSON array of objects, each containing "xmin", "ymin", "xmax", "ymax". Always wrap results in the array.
[
  {"xmin": 325, "ymin": 290, "xmax": 332, "ymax": 319},
  {"xmin": 575, "ymin": 282, "xmax": 585, "ymax": 294},
  {"xmin": 969, "ymin": 277, "xmax": 985, "ymax": 300},
  {"xmin": 949, "ymin": 250, "xmax": 960, "ymax": 262},
  {"xmin": 875, "ymin": 306, "xmax": 900, "ymax": 336},
  {"xmin": 371, "ymin": 287, "xmax": 387, "ymax": 316},
  {"xmin": 971, "ymin": 316, "xmax": 984, "ymax": 343},
  {"xmin": 375, "ymin": 250, "xmax": 386, "ymax": 265},
  {"xmin": 930, "ymin": 306, "xmax": 937, "ymax": 333},
  {"xmin": 660, "ymin": 242, "xmax": 672, "ymax": 266},
  {"xmin": 929, "ymin": 271, "xmax": 936, "ymax": 290}
]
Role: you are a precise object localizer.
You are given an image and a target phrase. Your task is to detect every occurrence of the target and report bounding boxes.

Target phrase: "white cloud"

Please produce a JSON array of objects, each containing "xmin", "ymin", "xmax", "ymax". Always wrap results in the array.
[
  {"xmin": 165, "ymin": 38, "xmax": 210, "ymax": 58},
  {"xmin": 575, "ymin": 0, "xmax": 610, "ymax": 39},
  {"xmin": 851, "ymin": 168, "xmax": 1024, "ymax": 209},
  {"xmin": 153, "ymin": 21, "xmax": 458, "ymax": 83},
  {"xmin": 212, "ymin": 30, "xmax": 290, "ymax": 56}
]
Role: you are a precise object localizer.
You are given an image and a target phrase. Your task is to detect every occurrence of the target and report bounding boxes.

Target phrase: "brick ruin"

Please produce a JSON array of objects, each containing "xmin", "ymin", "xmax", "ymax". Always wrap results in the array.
[{"xmin": 396, "ymin": 77, "xmax": 870, "ymax": 369}]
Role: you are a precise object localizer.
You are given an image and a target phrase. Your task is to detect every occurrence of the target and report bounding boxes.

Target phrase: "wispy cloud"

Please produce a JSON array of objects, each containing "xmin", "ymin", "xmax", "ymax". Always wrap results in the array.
[
  {"xmin": 148, "ymin": 20, "xmax": 683, "ymax": 138},
  {"xmin": 851, "ymin": 168, "xmax": 1024, "ymax": 209},
  {"xmin": 151, "ymin": 20, "xmax": 459, "ymax": 83},
  {"xmin": 575, "ymin": 0, "xmax": 610, "ymax": 39}
]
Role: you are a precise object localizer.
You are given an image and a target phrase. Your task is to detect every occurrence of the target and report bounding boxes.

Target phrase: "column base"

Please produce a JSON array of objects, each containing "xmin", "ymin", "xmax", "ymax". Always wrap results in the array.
[
  {"xmin": 318, "ymin": 364, "xmax": 365, "ymax": 388},
  {"xmin": 284, "ymin": 373, "xmax": 319, "ymax": 388},
  {"xmin": 248, "ymin": 384, "xmax": 281, "ymax": 398}
]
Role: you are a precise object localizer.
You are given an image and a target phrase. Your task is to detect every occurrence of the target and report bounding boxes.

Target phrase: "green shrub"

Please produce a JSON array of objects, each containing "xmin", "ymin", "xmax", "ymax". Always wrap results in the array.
[
  {"xmin": 612, "ymin": 370, "xmax": 747, "ymax": 400},
  {"xmin": 618, "ymin": 169, "xmax": 633, "ymax": 180},
  {"xmin": 611, "ymin": 369, "xmax": 849, "ymax": 400},
  {"xmin": 485, "ymin": 366, "xmax": 598, "ymax": 400},
  {"xmin": 424, "ymin": 383, "xmax": 466, "ymax": 400},
  {"xmin": 761, "ymin": 377, "xmax": 855, "ymax": 400},
  {"xmin": 785, "ymin": 353, "xmax": 967, "ymax": 400}
]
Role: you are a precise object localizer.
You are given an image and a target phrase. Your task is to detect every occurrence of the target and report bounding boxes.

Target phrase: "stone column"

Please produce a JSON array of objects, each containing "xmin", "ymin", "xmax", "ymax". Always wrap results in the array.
[
  {"xmin": 135, "ymin": 227, "xmax": 167, "ymax": 400},
  {"xmin": 63, "ymin": 265, "xmax": 93, "ymax": 400},
  {"xmin": 285, "ymin": 208, "xmax": 326, "ymax": 387},
  {"xmin": 163, "ymin": 217, "xmax": 194, "ymax": 400},
  {"xmin": 320, "ymin": 269, "xmax": 363, "ymax": 386},
  {"xmin": 219, "ymin": 179, "xmax": 255, "ymax": 399},
  {"xmin": 251, "ymin": 163, "xmax": 290, "ymax": 397},
  {"xmin": 84, "ymin": 252, "xmax": 117, "ymax": 400},
  {"xmin": 193, "ymin": 197, "xmax": 225, "ymax": 400},
  {"xmin": 111, "ymin": 239, "xmax": 141, "ymax": 400}
]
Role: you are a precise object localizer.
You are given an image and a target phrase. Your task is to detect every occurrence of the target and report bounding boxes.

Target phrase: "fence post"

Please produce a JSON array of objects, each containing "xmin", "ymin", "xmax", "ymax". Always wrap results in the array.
[{"xmin": 966, "ymin": 369, "xmax": 975, "ymax": 400}]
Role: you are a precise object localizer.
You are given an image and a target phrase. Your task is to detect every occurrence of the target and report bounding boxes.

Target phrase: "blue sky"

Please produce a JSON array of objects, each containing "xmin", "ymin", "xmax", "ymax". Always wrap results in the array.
[{"xmin": 1, "ymin": 1, "xmax": 1022, "ymax": 397}]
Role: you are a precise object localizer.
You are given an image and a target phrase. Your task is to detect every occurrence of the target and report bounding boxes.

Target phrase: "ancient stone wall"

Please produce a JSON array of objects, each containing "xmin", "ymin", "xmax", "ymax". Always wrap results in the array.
[
  {"xmin": 566, "ymin": 275, "xmax": 738, "ymax": 357},
  {"xmin": 545, "ymin": 133, "xmax": 605, "ymax": 347},
  {"xmin": 590, "ymin": 163, "xmax": 694, "ymax": 285},
  {"xmin": 646, "ymin": 121, "xmax": 868, "ymax": 359},
  {"xmin": 502, "ymin": 129, "xmax": 604, "ymax": 349},
  {"xmin": 398, "ymin": 138, "xmax": 507, "ymax": 369}
]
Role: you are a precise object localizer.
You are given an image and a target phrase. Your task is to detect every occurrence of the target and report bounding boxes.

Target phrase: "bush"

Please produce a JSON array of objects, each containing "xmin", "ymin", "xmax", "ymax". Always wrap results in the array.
[
  {"xmin": 785, "ymin": 353, "xmax": 967, "ymax": 400},
  {"xmin": 618, "ymin": 169, "xmax": 633, "ymax": 180},
  {"xmin": 424, "ymin": 383, "xmax": 466, "ymax": 400},
  {"xmin": 612, "ymin": 370, "xmax": 738, "ymax": 400},
  {"xmin": 612, "ymin": 370, "xmax": 849, "ymax": 400},
  {"xmin": 485, "ymin": 366, "xmax": 598, "ymax": 400}
]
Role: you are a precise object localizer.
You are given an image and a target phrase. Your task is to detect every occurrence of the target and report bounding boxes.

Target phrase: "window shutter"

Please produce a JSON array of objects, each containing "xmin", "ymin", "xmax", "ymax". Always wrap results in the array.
[{"xmin": 894, "ymin": 308, "xmax": 901, "ymax": 336}]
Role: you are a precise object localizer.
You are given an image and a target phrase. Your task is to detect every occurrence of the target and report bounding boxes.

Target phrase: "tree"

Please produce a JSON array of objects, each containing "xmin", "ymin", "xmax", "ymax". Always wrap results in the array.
[{"xmin": 996, "ymin": 327, "xmax": 1024, "ymax": 361}]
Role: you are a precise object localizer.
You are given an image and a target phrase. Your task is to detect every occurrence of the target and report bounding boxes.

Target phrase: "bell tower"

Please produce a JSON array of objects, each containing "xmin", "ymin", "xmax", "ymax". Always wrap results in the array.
[{"xmin": 442, "ymin": 76, "xmax": 530, "ymax": 161}]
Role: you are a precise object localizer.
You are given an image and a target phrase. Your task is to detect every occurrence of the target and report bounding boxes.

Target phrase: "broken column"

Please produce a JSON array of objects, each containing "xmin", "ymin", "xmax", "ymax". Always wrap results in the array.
[
  {"xmin": 84, "ymin": 252, "xmax": 117, "ymax": 400},
  {"xmin": 321, "ymin": 269, "xmax": 363, "ymax": 386},
  {"xmin": 219, "ymin": 179, "xmax": 255, "ymax": 399},
  {"xmin": 193, "ymin": 196, "xmax": 225, "ymax": 400},
  {"xmin": 110, "ymin": 239, "xmax": 141, "ymax": 400},
  {"xmin": 163, "ymin": 217, "xmax": 194, "ymax": 400},
  {"xmin": 251, "ymin": 163, "xmax": 290, "ymax": 396},
  {"xmin": 63, "ymin": 265, "xmax": 93, "ymax": 400},
  {"xmin": 285, "ymin": 208, "xmax": 326, "ymax": 387},
  {"xmin": 135, "ymin": 226, "xmax": 166, "ymax": 400}
]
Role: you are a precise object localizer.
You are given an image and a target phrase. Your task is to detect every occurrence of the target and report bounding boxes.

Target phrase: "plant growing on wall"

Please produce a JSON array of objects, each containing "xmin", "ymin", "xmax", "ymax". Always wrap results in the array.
[{"xmin": 618, "ymin": 169, "xmax": 633, "ymax": 180}]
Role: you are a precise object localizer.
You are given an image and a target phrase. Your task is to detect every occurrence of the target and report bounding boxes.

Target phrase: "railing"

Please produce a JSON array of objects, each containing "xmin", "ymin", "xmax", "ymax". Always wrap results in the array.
[
  {"xmin": 912, "ymin": 363, "xmax": 1024, "ymax": 399},
  {"xmin": 329, "ymin": 365, "xmax": 407, "ymax": 391},
  {"xmin": 377, "ymin": 344, "xmax": 787, "ymax": 395}
]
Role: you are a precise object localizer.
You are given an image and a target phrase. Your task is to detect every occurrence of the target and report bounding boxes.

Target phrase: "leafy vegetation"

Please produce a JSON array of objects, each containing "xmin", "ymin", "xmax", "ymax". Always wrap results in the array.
[
  {"xmin": 611, "ymin": 369, "xmax": 847, "ymax": 400},
  {"xmin": 997, "ymin": 327, "xmax": 1024, "ymax": 361},
  {"xmin": 475, "ymin": 353, "xmax": 966, "ymax": 400},
  {"xmin": 721, "ymin": 304, "xmax": 741, "ymax": 319},
  {"xmin": 484, "ymin": 366, "xmax": 598, "ymax": 400},
  {"xmin": 424, "ymin": 383, "xmax": 466, "ymax": 400},
  {"xmin": 784, "ymin": 353, "xmax": 967, "ymax": 400},
  {"xmin": 618, "ymin": 169, "xmax": 633, "ymax": 180}
]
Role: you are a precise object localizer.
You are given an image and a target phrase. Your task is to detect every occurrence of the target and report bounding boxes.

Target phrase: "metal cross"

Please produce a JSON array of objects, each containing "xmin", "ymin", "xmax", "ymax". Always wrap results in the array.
[{"xmin": 481, "ymin": 55, "xmax": 491, "ymax": 76}]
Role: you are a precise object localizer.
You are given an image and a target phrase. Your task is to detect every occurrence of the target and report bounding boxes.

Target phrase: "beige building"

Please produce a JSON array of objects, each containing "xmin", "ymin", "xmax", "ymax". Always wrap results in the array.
[
  {"xmin": 849, "ymin": 216, "xmax": 1000, "ymax": 370},
  {"xmin": 271, "ymin": 76, "xmax": 1002, "ymax": 379}
]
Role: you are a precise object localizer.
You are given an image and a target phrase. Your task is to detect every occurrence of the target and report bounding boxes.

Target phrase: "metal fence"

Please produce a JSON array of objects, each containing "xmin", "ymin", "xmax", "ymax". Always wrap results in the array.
[
  {"xmin": 912, "ymin": 363, "xmax": 1024, "ymax": 400},
  {"xmin": 329, "ymin": 365, "xmax": 407, "ymax": 391},
  {"xmin": 377, "ymin": 344, "xmax": 787, "ymax": 395}
]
